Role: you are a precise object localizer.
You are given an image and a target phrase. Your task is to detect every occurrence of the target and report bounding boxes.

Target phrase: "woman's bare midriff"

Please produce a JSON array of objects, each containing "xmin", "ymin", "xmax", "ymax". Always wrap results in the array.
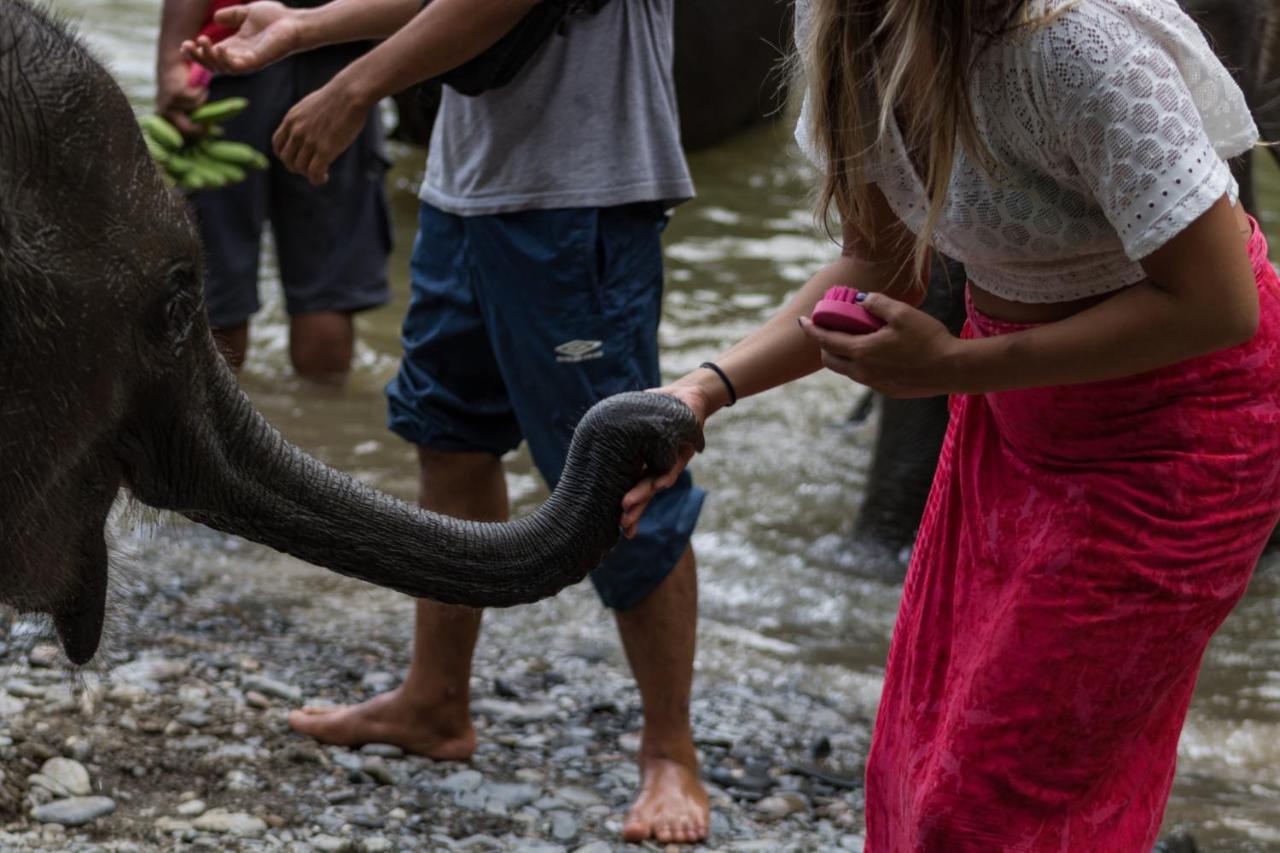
[{"xmin": 967, "ymin": 202, "xmax": 1252, "ymax": 324}]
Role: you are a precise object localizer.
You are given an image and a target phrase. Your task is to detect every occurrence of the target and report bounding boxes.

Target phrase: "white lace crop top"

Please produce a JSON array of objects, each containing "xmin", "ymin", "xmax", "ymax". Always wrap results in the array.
[{"xmin": 794, "ymin": 0, "xmax": 1259, "ymax": 303}]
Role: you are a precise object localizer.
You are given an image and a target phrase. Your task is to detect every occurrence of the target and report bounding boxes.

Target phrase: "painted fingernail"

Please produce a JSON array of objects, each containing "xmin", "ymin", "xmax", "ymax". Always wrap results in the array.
[{"xmin": 854, "ymin": 291, "xmax": 868, "ymax": 303}]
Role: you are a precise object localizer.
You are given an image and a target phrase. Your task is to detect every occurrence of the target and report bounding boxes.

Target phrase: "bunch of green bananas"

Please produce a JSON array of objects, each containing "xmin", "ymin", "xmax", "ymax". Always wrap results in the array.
[{"xmin": 138, "ymin": 97, "xmax": 269, "ymax": 191}]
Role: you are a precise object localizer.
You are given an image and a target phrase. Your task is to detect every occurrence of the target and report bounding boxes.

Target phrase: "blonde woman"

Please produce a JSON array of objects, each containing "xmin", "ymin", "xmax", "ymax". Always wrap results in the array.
[{"xmin": 623, "ymin": 0, "xmax": 1280, "ymax": 848}]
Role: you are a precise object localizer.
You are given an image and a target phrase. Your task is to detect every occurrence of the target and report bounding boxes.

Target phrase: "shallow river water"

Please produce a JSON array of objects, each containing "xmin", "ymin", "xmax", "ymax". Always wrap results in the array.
[{"xmin": 46, "ymin": 1, "xmax": 1280, "ymax": 847}]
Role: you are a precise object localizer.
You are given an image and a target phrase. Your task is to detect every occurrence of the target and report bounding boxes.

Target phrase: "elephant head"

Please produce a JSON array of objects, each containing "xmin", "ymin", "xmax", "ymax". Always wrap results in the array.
[{"xmin": 0, "ymin": 1, "xmax": 701, "ymax": 665}]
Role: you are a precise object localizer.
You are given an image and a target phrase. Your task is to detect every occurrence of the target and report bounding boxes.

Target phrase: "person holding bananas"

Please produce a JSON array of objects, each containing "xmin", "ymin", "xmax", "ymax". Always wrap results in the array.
[{"xmin": 156, "ymin": 0, "xmax": 392, "ymax": 383}]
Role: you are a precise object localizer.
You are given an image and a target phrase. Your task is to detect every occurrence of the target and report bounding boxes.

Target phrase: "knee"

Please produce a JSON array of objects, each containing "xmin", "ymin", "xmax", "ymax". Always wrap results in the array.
[{"xmin": 289, "ymin": 313, "xmax": 353, "ymax": 381}]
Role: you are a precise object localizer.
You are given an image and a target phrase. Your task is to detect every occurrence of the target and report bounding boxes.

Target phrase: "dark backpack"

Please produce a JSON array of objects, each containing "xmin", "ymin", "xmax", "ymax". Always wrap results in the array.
[{"xmin": 434, "ymin": 0, "xmax": 614, "ymax": 96}]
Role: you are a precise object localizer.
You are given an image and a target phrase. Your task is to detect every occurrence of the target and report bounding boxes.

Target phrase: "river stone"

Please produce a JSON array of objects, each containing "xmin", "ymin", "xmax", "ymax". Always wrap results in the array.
[
  {"xmin": 0, "ymin": 695, "xmax": 26, "ymax": 716},
  {"xmin": 110, "ymin": 657, "xmax": 188, "ymax": 688},
  {"xmin": 309, "ymin": 834, "xmax": 346, "ymax": 852},
  {"xmin": 176, "ymin": 799, "xmax": 206, "ymax": 817},
  {"xmin": 549, "ymin": 811, "xmax": 578, "ymax": 842},
  {"xmin": 840, "ymin": 834, "xmax": 866, "ymax": 851},
  {"xmin": 555, "ymin": 786, "xmax": 602, "ymax": 808},
  {"xmin": 62, "ymin": 736, "xmax": 93, "ymax": 763},
  {"xmin": 40, "ymin": 758, "xmax": 91, "ymax": 796},
  {"xmin": 239, "ymin": 676, "xmax": 301, "ymax": 703},
  {"xmin": 31, "ymin": 796, "xmax": 116, "ymax": 825},
  {"xmin": 508, "ymin": 842, "xmax": 565, "ymax": 853},
  {"xmin": 28, "ymin": 644, "xmax": 59, "ymax": 668},
  {"xmin": 5, "ymin": 679, "xmax": 43, "ymax": 699},
  {"xmin": 362, "ymin": 837, "xmax": 394, "ymax": 852},
  {"xmin": 359, "ymin": 743, "xmax": 403, "ymax": 758},
  {"xmin": 191, "ymin": 810, "xmax": 267, "ymax": 835},
  {"xmin": 570, "ymin": 845, "xmax": 610, "ymax": 853},
  {"xmin": 756, "ymin": 792, "xmax": 809, "ymax": 819},
  {"xmin": 484, "ymin": 782, "xmax": 540, "ymax": 810},
  {"xmin": 437, "ymin": 769, "xmax": 483, "ymax": 792},
  {"xmin": 472, "ymin": 698, "xmax": 559, "ymax": 723},
  {"xmin": 27, "ymin": 774, "xmax": 69, "ymax": 798},
  {"xmin": 360, "ymin": 757, "xmax": 395, "ymax": 785}
]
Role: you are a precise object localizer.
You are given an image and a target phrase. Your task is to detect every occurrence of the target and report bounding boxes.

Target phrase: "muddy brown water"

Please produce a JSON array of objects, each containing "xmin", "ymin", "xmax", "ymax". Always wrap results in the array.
[{"xmin": 45, "ymin": 1, "xmax": 1280, "ymax": 847}]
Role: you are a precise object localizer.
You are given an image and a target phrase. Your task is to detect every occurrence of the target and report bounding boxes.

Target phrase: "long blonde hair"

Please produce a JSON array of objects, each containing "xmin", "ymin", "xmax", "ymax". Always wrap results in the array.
[{"xmin": 802, "ymin": 0, "xmax": 1039, "ymax": 280}]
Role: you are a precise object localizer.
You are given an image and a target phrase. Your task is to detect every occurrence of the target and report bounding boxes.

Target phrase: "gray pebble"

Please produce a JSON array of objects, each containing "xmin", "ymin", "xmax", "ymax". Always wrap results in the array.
[
  {"xmin": 437, "ymin": 769, "xmax": 483, "ymax": 792},
  {"xmin": 360, "ymin": 757, "xmax": 395, "ymax": 786},
  {"xmin": 549, "ymin": 811, "xmax": 578, "ymax": 842},
  {"xmin": 176, "ymin": 799, "xmax": 206, "ymax": 817},
  {"xmin": 555, "ymin": 786, "xmax": 602, "ymax": 808},
  {"xmin": 359, "ymin": 743, "xmax": 404, "ymax": 758},
  {"xmin": 484, "ymin": 782, "xmax": 540, "ymax": 810},
  {"xmin": 191, "ymin": 810, "xmax": 267, "ymax": 836},
  {"xmin": 62, "ymin": 736, "xmax": 93, "ymax": 763},
  {"xmin": 239, "ymin": 675, "xmax": 302, "ymax": 704},
  {"xmin": 31, "ymin": 796, "xmax": 116, "ymax": 826},
  {"xmin": 40, "ymin": 758, "xmax": 91, "ymax": 796},
  {"xmin": 757, "ymin": 792, "xmax": 810, "ymax": 820}
]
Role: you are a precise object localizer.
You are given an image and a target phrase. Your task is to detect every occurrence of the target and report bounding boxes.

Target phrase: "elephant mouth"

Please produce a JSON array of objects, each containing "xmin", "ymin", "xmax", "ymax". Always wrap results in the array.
[
  {"xmin": 0, "ymin": 524, "xmax": 112, "ymax": 667},
  {"xmin": 53, "ymin": 528, "xmax": 111, "ymax": 666}
]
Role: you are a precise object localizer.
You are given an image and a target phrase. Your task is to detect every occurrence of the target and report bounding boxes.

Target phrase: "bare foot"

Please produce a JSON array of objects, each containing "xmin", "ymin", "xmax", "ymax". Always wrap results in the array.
[
  {"xmin": 287, "ymin": 686, "xmax": 476, "ymax": 761},
  {"xmin": 622, "ymin": 755, "xmax": 710, "ymax": 845}
]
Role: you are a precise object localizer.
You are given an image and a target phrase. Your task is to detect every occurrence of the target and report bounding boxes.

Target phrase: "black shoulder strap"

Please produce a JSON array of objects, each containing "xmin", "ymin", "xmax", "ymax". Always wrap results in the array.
[{"xmin": 435, "ymin": 0, "xmax": 616, "ymax": 97}]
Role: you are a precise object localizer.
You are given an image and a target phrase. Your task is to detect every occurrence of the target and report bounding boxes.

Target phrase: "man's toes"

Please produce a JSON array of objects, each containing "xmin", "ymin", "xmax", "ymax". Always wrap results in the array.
[{"xmin": 622, "ymin": 817, "xmax": 651, "ymax": 843}]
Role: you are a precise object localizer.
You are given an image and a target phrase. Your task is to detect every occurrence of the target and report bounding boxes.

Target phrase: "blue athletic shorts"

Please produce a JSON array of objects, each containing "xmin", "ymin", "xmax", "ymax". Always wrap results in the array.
[{"xmin": 386, "ymin": 201, "xmax": 704, "ymax": 610}]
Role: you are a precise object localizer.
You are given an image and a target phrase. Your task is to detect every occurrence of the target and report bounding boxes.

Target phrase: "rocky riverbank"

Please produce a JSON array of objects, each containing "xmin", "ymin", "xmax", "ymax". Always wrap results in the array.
[{"xmin": 0, "ymin": 520, "xmax": 876, "ymax": 852}]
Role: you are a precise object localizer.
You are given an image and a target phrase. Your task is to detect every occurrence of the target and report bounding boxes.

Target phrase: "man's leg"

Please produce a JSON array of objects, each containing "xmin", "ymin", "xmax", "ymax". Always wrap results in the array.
[
  {"xmin": 618, "ymin": 547, "xmax": 708, "ymax": 845},
  {"xmin": 287, "ymin": 446, "xmax": 506, "ymax": 758},
  {"xmin": 288, "ymin": 310, "xmax": 355, "ymax": 384},
  {"xmin": 464, "ymin": 204, "xmax": 709, "ymax": 844},
  {"xmin": 211, "ymin": 322, "xmax": 250, "ymax": 371}
]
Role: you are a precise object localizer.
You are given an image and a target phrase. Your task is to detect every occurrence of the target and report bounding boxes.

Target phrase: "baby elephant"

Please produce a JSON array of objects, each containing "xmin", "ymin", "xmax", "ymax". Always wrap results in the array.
[{"xmin": 0, "ymin": 0, "xmax": 701, "ymax": 665}]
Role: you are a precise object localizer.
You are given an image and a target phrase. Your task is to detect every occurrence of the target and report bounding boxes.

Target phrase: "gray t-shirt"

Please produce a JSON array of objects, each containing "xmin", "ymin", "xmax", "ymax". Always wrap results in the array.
[{"xmin": 419, "ymin": 0, "xmax": 694, "ymax": 216}]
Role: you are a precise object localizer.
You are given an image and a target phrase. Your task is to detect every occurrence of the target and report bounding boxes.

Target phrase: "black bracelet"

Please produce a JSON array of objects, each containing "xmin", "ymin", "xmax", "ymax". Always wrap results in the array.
[{"xmin": 699, "ymin": 362, "xmax": 737, "ymax": 407}]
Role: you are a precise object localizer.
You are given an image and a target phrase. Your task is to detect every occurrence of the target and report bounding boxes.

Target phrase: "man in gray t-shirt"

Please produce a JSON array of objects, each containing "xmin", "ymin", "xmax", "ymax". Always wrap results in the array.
[{"xmin": 185, "ymin": 0, "xmax": 708, "ymax": 844}]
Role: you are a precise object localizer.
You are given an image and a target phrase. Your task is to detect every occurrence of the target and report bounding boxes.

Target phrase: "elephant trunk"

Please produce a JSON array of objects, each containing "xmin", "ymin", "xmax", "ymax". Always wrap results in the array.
[{"xmin": 128, "ymin": 345, "xmax": 701, "ymax": 607}]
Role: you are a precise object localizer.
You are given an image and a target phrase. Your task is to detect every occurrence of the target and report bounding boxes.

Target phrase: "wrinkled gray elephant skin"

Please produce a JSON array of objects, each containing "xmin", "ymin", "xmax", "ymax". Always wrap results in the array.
[{"xmin": 0, "ymin": 1, "xmax": 703, "ymax": 665}]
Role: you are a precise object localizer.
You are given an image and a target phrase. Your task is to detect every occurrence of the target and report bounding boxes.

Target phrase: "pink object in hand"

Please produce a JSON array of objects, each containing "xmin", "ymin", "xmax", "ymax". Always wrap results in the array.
[
  {"xmin": 811, "ymin": 287, "xmax": 885, "ymax": 334},
  {"xmin": 187, "ymin": 62, "xmax": 213, "ymax": 90}
]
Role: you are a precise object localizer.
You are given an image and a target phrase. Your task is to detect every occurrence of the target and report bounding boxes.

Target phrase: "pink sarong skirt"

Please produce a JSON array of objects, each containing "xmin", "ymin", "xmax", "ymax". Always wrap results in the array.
[{"xmin": 865, "ymin": 222, "xmax": 1280, "ymax": 851}]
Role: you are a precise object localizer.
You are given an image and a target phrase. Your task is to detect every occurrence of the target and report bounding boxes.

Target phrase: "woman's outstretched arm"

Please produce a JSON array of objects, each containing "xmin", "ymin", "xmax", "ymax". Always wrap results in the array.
[{"xmin": 620, "ymin": 188, "xmax": 921, "ymax": 534}]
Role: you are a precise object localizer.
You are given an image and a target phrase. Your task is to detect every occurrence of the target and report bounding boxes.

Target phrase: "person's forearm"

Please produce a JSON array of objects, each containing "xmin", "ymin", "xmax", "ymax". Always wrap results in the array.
[
  {"xmin": 158, "ymin": 0, "xmax": 209, "ymax": 71},
  {"xmin": 321, "ymin": 0, "xmax": 540, "ymax": 109},
  {"xmin": 954, "ymin": 278, "xmax": 1258, "ymax": 393},
  {"xmin": 956, "ymin": 198, "xmax": 1260, "ymax": 394},
  {"xmin": 292, "ymin": 0, "xmax": 424, "ymax": 49},
  {"xmin": 680, "ymin": 247, "xmax": 921, "ymax": 414}
]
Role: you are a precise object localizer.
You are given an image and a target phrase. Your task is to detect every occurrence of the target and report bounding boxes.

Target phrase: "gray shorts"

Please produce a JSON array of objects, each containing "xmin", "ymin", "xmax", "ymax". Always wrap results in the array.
[{"xmin": 190, "ymin": 47, "xmax": 392, "ymax": 329}]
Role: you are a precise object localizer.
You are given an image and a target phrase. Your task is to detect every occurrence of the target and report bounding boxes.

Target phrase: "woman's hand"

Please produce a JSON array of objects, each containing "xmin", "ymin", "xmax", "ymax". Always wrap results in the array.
[
  {"xmin": 619, "ymin": 381, "xmax": 717, "ymax": 539},
  {"xmin": 272, "ymin": 76, "xmax": 370, "ymax": 184},
  {"xmin": 181, "ymin": 2, "xmax": 301, "ymax": 75},
  {"xmin": 799, "ymin": 292, "xmax": 964, "ymax": 398}
]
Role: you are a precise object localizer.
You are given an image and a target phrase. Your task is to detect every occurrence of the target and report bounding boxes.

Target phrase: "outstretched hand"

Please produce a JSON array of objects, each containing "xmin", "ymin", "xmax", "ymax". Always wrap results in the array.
[
  {"xmin": 799, "ymin": 292, "xmax": 964, "ymax": 398},
  {"xmin": 619, "ymin": 385, "xmax": 710, "ymax": 539},
  {"xmin": 181, "ymin": 1, "xmax": 300, "ymax": 76},
  {"xmin": 272, "ymin": 79, "xmax": 368, "ymax": 185}
]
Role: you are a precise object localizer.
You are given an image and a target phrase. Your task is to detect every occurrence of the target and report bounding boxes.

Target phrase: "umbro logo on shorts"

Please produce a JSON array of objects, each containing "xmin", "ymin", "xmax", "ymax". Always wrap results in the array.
[{"xmin": 554, "ymin": 340, "xmax": 605, "ymax": 363}]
